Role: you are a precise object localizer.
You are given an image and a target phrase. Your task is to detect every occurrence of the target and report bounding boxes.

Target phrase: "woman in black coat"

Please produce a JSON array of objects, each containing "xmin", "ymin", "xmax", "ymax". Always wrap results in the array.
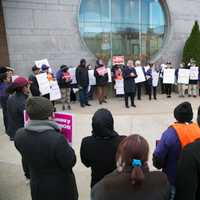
[
  {"xmin": 123, "ymin": 60, "xmax": 137, "ymax": 108},
  {"xmin": 80, "ymin": 108, "xmax": 125, "ymax": 188}
]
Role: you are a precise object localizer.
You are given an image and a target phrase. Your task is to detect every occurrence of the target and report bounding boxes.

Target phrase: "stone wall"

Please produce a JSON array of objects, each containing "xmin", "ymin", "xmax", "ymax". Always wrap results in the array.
[{"xmin": 2, "ymin": 0, "xmax": 200, "ymax": 75}]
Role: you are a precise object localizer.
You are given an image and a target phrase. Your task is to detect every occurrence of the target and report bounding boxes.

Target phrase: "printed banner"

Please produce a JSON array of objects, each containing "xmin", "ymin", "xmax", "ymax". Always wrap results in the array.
[
  {"xmin": 190, "ymin": 66, "xmax": 199, "ymax": 80},
  {"xmin": 178, "ymin": 69, "xmax": 190, "ymax": 84},
  {"xmin": 163, "ymin": 69, "xmax": 175, "ymax": 84},
  {"xmin": 112, "ymin": 56, "xmax": 125, "ymax": 65},
  {"xmin": 135, "ymin": 67, "xmax": 146, "ymax": 83},
  {"xmin": 36, "ymin": 73, "xmax": 50, "ymax": 95}
]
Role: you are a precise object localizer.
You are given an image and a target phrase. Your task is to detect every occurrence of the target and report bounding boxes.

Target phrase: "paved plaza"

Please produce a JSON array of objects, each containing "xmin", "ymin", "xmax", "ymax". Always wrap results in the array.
[{"xmin": 0, "ymin": 94, "xmax": 200, "ymax": 200}]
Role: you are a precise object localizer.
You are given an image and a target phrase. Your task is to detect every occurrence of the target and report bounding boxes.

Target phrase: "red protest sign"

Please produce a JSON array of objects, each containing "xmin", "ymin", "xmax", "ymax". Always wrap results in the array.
[{"xmin": 112, "ymin": 56, "xmax": 125, "ymax": 65}]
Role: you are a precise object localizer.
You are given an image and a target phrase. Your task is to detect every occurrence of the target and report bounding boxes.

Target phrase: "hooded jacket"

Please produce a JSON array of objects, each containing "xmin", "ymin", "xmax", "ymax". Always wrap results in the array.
[
  {"xmin": 14, "ymin": 120, "xmax": 78, "ymax": 200},
  {"xmin": 80, "ymin": 109, "xmax": 125, "ymax": 187}
]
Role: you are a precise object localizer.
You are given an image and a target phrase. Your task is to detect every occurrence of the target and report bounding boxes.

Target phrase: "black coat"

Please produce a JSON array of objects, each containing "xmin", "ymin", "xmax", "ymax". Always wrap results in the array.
[
  {"xmin": 80, "ymin": 109, "xmax": 125, "ymax": 187},
  {"xmin": 91, "ymin": 170, "xmax": 170, "ymax": 200},
  {"xmin": 14, "ymin": 124, "xmax": 78, "ymax": 200},
  {"xmin": 175, "ymin": 139, "xmax": 200, "ymax": 200},
  {"xmin": 94, "ymin": 65, "xmax": 109, "ymax": 86},
  {"xmin": 29, "ymin": 74, "xmax": 40, "ymax": 96},
  {"xmin": 123, "ymin": 66, "xmax": 137, "ymax": 94},
  {"xmin": 75, "ymin": 66, "xmax": 89, "ymax": 87},
  {"xmin": 7, "ymin": 92, "xmax": 28, "ymax": 138}
]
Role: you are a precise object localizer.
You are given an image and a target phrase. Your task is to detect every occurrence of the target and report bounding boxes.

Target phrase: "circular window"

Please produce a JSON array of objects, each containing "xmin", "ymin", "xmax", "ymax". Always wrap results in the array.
[{"xmin": 79, "ymin": 0, "xmax": 168, "ymax": 64}]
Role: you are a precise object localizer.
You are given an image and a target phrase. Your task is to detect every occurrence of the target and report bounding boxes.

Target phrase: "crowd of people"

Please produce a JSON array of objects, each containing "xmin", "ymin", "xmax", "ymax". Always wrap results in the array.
[{"xmin": 0, "ymin": 59, "xmax": 200, "ymax": 200}]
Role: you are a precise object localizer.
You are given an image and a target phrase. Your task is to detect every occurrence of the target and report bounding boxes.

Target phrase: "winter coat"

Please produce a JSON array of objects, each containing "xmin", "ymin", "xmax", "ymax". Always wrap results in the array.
[
  {"xmin": 7, "ymin": 92, "xmax": 28, "ymax": 139},
  {"xmin": 57, "ymin": 70, "xmax": 72, "ymax": 88},
  {"xmin": 29, "ymin": 74, "xmax": 40, "ymax": 96},
  {"xmin": 94, "ymin": 65, "xmax": 109, "ymax": 86},
  {"xmin": 14, "ymin": 120, "xmax": 78, "ymax": 200},
  {"xmin": 175, "ymin": 139, "xmax": 200, "ymax": 200},
  {"xmin": 91, "ymin": 169, "xmax": 170, "ymax": 200},
  {"xmin": 80, "ymin": 109, "xmax": 125, "ymax": 187},
  {"xmin": 75, "ymin": 66, "xmax": 89, "ymax": 87},
  {"xmin": 123, "ymin": 66, "xmax": 137, "ymax": 94}
]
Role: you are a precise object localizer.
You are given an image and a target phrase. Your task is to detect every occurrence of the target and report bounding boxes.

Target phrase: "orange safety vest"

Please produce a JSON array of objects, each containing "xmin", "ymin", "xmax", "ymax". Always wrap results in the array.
[{"xmin": 171, "ymin": 122, "xmax": 200, "ymax": 148}]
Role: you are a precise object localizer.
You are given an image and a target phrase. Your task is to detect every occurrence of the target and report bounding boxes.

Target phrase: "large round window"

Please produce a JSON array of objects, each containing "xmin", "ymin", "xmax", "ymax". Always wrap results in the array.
[{"xmin": 79, "ymin": 0, "xmax": 168, "ymax": 63}]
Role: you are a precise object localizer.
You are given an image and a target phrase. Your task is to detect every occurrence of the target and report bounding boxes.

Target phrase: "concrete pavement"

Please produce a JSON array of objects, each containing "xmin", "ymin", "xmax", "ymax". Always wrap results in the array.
[{"xmin": 0, "ymin": 94, "xmax": 199, "ymax": 200}]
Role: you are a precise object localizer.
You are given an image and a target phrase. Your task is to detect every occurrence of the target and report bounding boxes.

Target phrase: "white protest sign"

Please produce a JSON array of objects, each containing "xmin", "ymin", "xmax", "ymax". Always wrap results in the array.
[
  {"xmin": 107, "ymin": 68, "xmax": 112, "ymax": 83},
  {"xmin": 68, "ymin": 68, "xmax": 77, "ymax": 84},
  {"xmin": 163, "ymin": 69, "xmax": 175, "ymax": 84},
  {"xmin": 88, "ymin": 70, "xmax": 96, "ymax": 86},
  {"xmin": 152, "ymin": 71, "xmax": 159, "ymax": 87},
  {"xmin": 135, "ymin": 67, "xmax": 146, "ymax": 83},
  {"xmin": 35, "ymin": 59, "xmax": 50, "ymax": 69},
  {"xmin": 12, "ymin": 75, "xmax": 19, "ymax": 82},
  {"xmin": 189, "ymin": 66, "xmax": 199, "ymax": 80},
  {"xmin": 50, "ymin": 81, "xmax": 61, "ymax": 101},
  {"xmin": 178, "ymin": 69, "xmax": 190, "ymax": 84},
  {"xmin": 115, "ymin": 79, "xmax": 124, "ymax": 95},
  {"xmin": 36, "ymin": 73, "xmax": 50, "ymax": 95},
  {"xmin": 144, "ymin": 66, "xmax": 150, "ymax": 72}
]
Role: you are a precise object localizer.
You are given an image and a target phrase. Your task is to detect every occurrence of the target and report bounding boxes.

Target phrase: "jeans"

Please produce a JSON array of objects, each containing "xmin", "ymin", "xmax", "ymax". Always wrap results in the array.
[
  {"xmin": 79, "ymin": 86, "xmax": 89, "ymax": 106},
  {"xmin": 0, "ymin": 96, "xmax": 8, "ymax": 133}
]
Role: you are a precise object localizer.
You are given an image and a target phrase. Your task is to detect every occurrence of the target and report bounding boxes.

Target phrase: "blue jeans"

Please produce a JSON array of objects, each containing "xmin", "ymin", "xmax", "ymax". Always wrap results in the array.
[{"xmin": 79, "ymin": 86, "xmax": 88, "ymax": 106}]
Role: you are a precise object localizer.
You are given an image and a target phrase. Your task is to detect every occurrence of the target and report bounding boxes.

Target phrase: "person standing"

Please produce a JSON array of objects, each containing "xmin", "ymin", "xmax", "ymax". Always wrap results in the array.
[
  {"xmin": 123, "ymin": 60, "xmax": 137, "ymax": 108},
  {"xmin": 164, "ymin": 62, "xmax": 173, "ymax": 98},
  {"xmin": 29, "ymin": 65, "xmax": 41, "ymax": 97},
  {"xmin": 94, "ymin": 59, "xmax": 109, "ymax": 104},
  {"xmin": 80, "ymin": 109, "xmax": 125, "ymax": 188},
  {"xmin": 14, "ymin": 97, "xmax": 78, "ymax": 200},
  {"xmin": 76, "ymin": 59, "xmax": 91, "ymax": 107},
  {"xmin": 57, "ymin": 65, "xmax": 72, "ymax": 110}
]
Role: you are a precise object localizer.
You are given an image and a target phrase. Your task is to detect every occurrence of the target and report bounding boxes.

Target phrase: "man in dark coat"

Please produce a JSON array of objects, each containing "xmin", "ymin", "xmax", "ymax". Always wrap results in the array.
[
  {"xmin": 123, "ymin": 60, "xmax": 137, "ymax": 108},
  {"xmin": 80, "ymin": 108, "xmax": 125, "ymax": 188},
  {"xmin": 76, "ymin": 59, "xmax": 91, "ymax": 107},
  {"xmin": 14, "ymin": 97, "xmax": 78, "ymax": 200},
  {"xmin": 28, "ymin": 65, "xmax": 40, "ymax": 96}
]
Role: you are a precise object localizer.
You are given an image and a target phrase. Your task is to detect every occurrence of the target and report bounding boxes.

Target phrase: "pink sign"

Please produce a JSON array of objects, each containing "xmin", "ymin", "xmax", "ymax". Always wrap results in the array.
[
  {"xmin": 24, "ymin": 111, "xmax": 73, "ymax": 144},
  {"xmin": 112, "ymin": 56, "xmax": 125, "ymax": 65},
  {"xmin": 96, "ymin": 66, "xmax": 108, "ymax": 76}
]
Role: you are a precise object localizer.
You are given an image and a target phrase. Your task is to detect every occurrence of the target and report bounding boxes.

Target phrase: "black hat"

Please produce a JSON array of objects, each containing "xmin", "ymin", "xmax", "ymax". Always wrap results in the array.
[
  {"xmin": 26, "ymin": 97, "xmax": 54, "ymax": 120},
  {"xmin": 174, "ymin": 102, "xmax": 193, "ymax": 123},
  {"xmin": 60, "ymin": 65, "xmax": 69, "ymax": 71},
  {"xmin": 32, "ymin": 65, "xmax": 40, "ymax": 72}
]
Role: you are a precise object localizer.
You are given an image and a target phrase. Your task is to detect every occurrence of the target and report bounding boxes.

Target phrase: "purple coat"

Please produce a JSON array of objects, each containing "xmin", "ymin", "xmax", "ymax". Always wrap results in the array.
[{"xmin": 153, "ymin": 127, "xmax": 181, "ymax": 185}]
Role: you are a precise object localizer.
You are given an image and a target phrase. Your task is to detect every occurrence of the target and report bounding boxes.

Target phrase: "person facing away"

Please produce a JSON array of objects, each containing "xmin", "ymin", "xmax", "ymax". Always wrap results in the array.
[
  {"xmin": 28, "ymin": 65, "xmax": 41, "ymax": 97},
  {"xmin": 123, "ymin": 60, "xmax": 137, "ymax": 108},
  {"xmin": 76, "ymin": 58, "xmax": 91, "ymax": 107},
  {"xmin": 94, "ymin": 59, "xmax": 109, "ymax": 104},
  {"xmin": 57, "ymin": 65, "xmax": 72, "ymax": 110},
  {"xmin": 174, "ymin": 106, "xmax": 200, "ymax": 200},
  {"xmin": 80, "ymin": 108, "xmax": 125, "ymax": 188},
  {"xmin": 91, "ymin": 135, "xmax": 170, "ymax": 200},
  {"xmin": 153, "ymin": 102, "xmax": 200, "ymax": 186},
  {"xmin": 14, "ymin": 97, "xmax": 78, "ymax": 200}
]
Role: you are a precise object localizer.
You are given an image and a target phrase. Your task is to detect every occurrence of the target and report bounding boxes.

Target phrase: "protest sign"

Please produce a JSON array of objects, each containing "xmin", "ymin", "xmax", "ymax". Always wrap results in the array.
[
  {"xmin": 163, "ymin": 69, "xmax": 175, "ymax": 84},
  {"xmin": 112, "ymin": 56, "xmax": 125, "ymax": 65},
  {"xmin": 107, "ymin": 68, "xmax": 112, "ymax": 83},
  {"xmin": 96, "ymin": 66, "xmax": 108, "ymax": 76},
  {"xmin": 178, "ymin": 69, "xmax": 190, "ymax": 84},
  {"xmin": 152, "ymin": 71, "xmax": 159, "ymax": 87},
  {"xmin": 24, "ymin": 111, "xmax": 73, "ymax": 145},
  {"xmin": 68, "ymin": 68, "xmax": 77, "ymax": 84},
  {"xmin": 35, "ymin": 59, "xmax": 50, "ymax": 69},
  {"xmin": 144, "ymin": 66, "xmax": 150, "ymax": 72},
  {"xmin": 189, "ymin": 66, "xmax": 199, "ymax": 80},
  {"xmin": 50, "ymin": 81, "xmax": 61, "ymax": 101},
  {"xmin": 36, "ymin": 73, "xmax": 50, "ymax": 95},
  {"xmin": 135, "ymin": 67, "xmax": 146, "ymax": 83},
  {"xmin": 88, "ymin": 70, "xmax": 96, "ymax": 86},
  {"xmin": 115, "ymin": 79, "xmax": 124, "ymax": 95}
]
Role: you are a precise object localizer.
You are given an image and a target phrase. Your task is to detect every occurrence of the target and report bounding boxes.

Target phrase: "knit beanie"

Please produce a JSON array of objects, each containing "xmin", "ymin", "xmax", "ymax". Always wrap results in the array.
[
  {"xmin": 174, "ymin": 102, "xmax": 193, "ymax": 123},
  {"xmin": 26, "ymin": 97, "xmax": 54, "ymax": 120}
]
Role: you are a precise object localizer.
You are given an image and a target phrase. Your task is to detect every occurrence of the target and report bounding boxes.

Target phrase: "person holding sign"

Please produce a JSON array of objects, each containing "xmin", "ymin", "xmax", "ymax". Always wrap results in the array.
[
  {"xmin": 29, "ymin": 65, "xmax": 40, "ymax": 97},
  {"xmin": 76, "ymin": 59, "xmax": 91, "ymax": 108},
  {"xmin": 57, "ymin": 65, "xmax": 72, "ymax": 110},
  {"xmin": 123, "ymin": 60, "xmax": 137, "ymax": 108},
  {"xmin": 164, "ymin": 62, "xmax": 174, "ymax": 98},
  {"xmin": 94, "ymin": 59, "xmax": 109, "ymax": 104},
  {"xmin": 146, "ymin": 63, "xmax": 159, "ymax": 100}
]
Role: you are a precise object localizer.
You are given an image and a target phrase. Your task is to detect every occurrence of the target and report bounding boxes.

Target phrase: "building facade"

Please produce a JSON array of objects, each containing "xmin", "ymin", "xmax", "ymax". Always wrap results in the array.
[{"xmin": 1, "ymin": 0, "xmax": 200, "ymax": 75}]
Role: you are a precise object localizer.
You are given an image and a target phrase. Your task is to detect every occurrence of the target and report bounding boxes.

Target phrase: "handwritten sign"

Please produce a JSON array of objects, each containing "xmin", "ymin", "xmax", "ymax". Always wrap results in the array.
[
  {"xmin": 135, "ymin": 67, "xmax": 146, "ymax": 83},
  {"xmin": 190, "ymin": 67, "xmax": 199, "ymax": 80},
  {"xmin": 50, "ymin": 81, "xmax": 61, "ymax": 101},
  {"xmin": 115, "ymin": 79, "xmax": 124, "ymax": 95},
  {"xmin": 163, "ymin": 69, "xmax": 175, "ymax": 84},
  {"xmin": 178, "ymin": 69, "xmax": 190, "ymax": 84},
  {"xmin": 36, "ymin": 73, "xmax": 50, "ymax": 95}
]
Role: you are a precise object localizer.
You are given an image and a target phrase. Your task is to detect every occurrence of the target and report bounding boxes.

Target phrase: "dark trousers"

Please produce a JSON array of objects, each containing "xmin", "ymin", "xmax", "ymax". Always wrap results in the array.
[
  {"xmin": 125, "ymin": 93, "xmax": 135, "ymax": 107},
  {"xmin": 147, "ymin": 85, "xmax": 157, "ymax": 100},
  {"xmin": 165, "ymin": 84, "xmax": 172, "ymax": 96},
  {"xmin": 160, "ymin": 78, "xmax": 165, "ymax": 94},
  {"xmin": 136, "ymin": 83, "xmax": 142, "ymax": 100},
  {"xmin": 22, "ymin": 157, "xmax": 30, "ymax": 179},
  {"xmin": 88, "ymin": 85, "xmax": 95, "ymax": 100},
  {"xmin": 0, "ymin": 96, "xmax": 8, "ymax": 133},
  {"xmin": 79, "ymin": 86, "xmax": 88, "ymax": 106}
]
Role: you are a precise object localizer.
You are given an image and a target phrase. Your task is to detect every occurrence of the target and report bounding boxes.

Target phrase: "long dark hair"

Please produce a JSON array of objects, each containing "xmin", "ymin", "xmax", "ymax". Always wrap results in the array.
[{"xmin": 116, "ymin": 135, "xmax": 149, "ymax": 185}]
